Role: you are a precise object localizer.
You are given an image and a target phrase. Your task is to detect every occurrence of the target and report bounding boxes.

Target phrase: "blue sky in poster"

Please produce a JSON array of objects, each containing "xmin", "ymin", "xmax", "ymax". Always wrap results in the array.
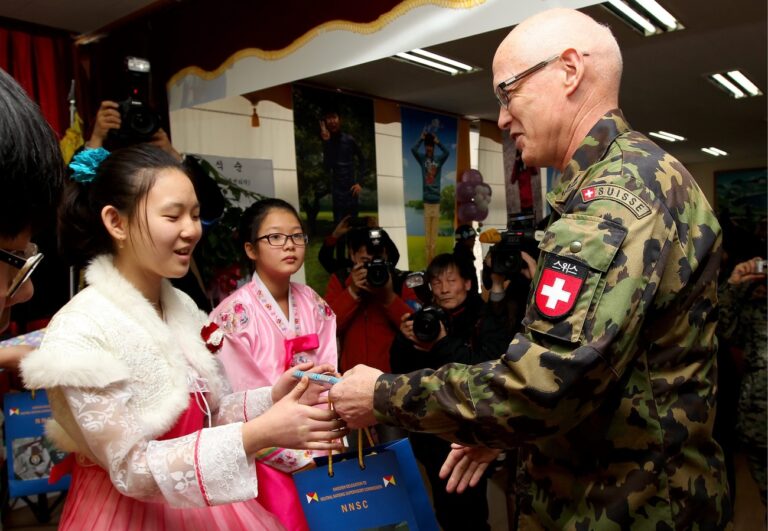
[{"xmin": 401, "ymin": 107, "xmax": 458, "ymax": 205}]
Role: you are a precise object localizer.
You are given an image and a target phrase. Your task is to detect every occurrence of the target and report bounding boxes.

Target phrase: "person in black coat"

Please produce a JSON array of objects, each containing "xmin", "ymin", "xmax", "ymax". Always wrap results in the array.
[{"xmin": 390, "ymin": 253, "xmax": 513, "ymax": 531}]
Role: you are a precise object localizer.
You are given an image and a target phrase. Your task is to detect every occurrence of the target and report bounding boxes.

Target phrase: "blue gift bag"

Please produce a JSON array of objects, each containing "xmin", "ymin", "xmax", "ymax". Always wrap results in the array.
[
  {"xmin": 3, "ymin": 390, "xmax": 71, "ymax": 497},
  {"xmin": 293, "ymin": 438, "xmax": 439, "ymax": 531}
]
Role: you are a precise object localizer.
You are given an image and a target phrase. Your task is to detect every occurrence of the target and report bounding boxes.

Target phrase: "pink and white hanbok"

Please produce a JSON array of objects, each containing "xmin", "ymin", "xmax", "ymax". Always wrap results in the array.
[
  {"xmin": 210, "ymin": 272, "xmax": 337, "ymax": 531},
  {"xmin": 22, "ymin": 256, "xmax": 311, "ymax": 530}
]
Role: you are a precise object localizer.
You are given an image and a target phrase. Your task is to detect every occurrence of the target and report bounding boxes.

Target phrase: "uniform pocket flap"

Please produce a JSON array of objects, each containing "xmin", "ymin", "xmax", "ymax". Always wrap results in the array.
[{"xmin": 538, "ymin": 214, "xmax": 627, "ymax": 273}]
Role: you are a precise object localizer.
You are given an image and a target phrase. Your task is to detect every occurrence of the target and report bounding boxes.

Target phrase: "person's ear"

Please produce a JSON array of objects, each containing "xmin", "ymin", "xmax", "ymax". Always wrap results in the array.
[
  {"xmin": 244, "ymin": 241, "xmax": 259, "ymax": 262},
  {"xmin": 463, "ymin": 278, "xmax": 472, "ymax": 292},
  {"xmin": 560, "ymin": 48, "xmax": 585, "ymax": 96},
  {"xmin": 101, "ymin": 205, "xmax": 128, "ymax": 246}
]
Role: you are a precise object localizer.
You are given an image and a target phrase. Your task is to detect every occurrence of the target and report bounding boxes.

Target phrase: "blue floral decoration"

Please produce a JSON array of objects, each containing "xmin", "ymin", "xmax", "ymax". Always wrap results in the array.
[{"xmin": 69, "ymin": 147, "xmax": 110, "ymax": 183}]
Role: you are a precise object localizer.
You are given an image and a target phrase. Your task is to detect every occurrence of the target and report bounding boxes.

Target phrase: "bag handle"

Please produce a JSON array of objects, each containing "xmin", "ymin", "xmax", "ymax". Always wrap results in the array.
[{"xmin": 326, "ymin": 395, "xmax": 374, "ymax": 477}]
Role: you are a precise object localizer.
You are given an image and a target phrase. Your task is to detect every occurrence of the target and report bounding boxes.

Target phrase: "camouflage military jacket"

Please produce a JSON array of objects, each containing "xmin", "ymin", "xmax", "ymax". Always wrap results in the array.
[{"xmin": 374, "ymin": 110, "xmax": 732, "ymax": 530}]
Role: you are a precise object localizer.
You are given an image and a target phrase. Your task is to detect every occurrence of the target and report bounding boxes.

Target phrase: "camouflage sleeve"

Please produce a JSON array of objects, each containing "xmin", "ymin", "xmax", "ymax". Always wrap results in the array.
[{"xmin": 374, "ymin": 164, "xmax": 682, "ymax": 446}]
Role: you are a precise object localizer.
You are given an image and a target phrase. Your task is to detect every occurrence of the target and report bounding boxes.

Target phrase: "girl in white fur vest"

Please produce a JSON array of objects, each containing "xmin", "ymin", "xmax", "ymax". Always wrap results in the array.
[{"xmin": 21, "ymin": 144, "xmax": 347, "ymax": 530}]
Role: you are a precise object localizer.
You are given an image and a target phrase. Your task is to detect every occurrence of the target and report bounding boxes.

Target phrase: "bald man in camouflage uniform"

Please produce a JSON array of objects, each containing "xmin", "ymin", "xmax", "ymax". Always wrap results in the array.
[{"xmin": 330, "ymin": 8, "xmax": 732, "ymax": 530}]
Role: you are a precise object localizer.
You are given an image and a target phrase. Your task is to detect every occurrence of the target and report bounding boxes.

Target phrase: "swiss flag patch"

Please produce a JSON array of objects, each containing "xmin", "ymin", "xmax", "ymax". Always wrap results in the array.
[
  {"xmin": 535, "ymin": 254, "xmax": 587, "ymax": 319},
  {"xmin": 581, "ymin": 187, "xmax": 597, "ymax": 201}
]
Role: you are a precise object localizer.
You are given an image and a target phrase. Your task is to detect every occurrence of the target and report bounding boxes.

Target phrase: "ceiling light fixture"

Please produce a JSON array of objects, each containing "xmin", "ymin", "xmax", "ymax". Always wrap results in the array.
[
  {"xmin": 602, "ymin": 0, "xmax": 683, "ymax": 37},
  {"xmin": 392, "ymin": 49, "xmax": 479, "ymax": 76},
  {"xmin": 711, "ymin": 73, "xmax": 746, "ymax": 98},
  {"xmin": 708, "ymin": 70, "xmax": 763, "ymax": 98},
  {"xmin": 649, "ymin": 130, "xmax": 686, "ymax": 142},
  {"xmin": 411, "ymin": 49, "xmax": 474, "ymax": 72},
  {"xmin": 701, "ymin": 147, "xmax": 728, "ymax": 157},
  {"xmin": 727, "ymin": 71, "xmax": 762, "ymax": 96},
  {"xmin": 633, "ymin": 0, "xmax": 679, "ymax": 30}
]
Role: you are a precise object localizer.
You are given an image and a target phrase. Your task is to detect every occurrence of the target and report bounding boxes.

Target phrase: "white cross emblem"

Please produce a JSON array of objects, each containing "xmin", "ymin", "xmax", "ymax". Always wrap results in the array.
[
  {"xmin": 583, "ymin": 188, "xmax": 595, "ymax": 199},
  {"xmin": 540, "ymin": 278, "xmax": 571, "ymax": 309}
]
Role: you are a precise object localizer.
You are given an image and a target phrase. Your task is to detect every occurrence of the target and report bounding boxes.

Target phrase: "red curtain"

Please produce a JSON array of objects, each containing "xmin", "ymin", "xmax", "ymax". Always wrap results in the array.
[{"xmin": 0, "ymin": 25, "xmax": 73, "ymax": 136}]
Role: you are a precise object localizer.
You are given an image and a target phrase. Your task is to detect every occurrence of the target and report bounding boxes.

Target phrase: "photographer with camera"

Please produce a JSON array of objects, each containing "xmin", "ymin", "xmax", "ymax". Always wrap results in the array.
[
  {"xmin": 390, "ymin": 253, "xmax": 513, "ymax": 531},
  {"xmin": 324, "ymin": 227, "xmax": 412, "ymax": 446},
  {"xmin": 317, "ymin": 214, "xmax": 379, "ymax": 274},
  {"xmin": 325, "ymin": 227, "xmax": 412, "ymax": 374}
]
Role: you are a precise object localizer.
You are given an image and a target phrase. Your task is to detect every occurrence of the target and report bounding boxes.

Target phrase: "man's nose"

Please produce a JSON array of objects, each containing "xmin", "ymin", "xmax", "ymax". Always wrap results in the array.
[{"xmin": 497, "ymin": 105, "xmax": 513, "ymax": 130}]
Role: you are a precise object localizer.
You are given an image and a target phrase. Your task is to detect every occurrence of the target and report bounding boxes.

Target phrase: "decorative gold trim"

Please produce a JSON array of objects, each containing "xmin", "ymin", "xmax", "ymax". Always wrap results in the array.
[{"xmin": 167, "ymin": 0, "xmax": 484, "ymax": 88}]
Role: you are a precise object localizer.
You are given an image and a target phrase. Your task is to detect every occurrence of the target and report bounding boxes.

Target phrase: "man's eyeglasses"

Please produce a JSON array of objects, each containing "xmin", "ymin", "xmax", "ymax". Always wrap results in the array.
[
  {"xmin": 495, "ymin": 52, "xmax": 589, "ymax": 108},
  {"xmin": 255, "ymin": 233, "xmax": 309, "ymax": 247},
  {"xmin": 0, "ymin": 243, "xmax": 43, "ymax": 298}
]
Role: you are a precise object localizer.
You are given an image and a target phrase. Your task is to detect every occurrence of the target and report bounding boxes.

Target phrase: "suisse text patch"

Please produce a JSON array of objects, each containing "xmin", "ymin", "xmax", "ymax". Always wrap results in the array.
[{"xmin": 579, "ymin": 185, "xmax": 651, "ymax": 218}]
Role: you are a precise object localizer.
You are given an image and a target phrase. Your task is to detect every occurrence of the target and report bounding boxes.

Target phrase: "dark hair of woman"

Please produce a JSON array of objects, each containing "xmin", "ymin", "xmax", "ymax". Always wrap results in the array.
[
  {"xmin": 238, "ymin": 198, "xmax": 305, "ymax": 249},
  {"xmin": 58, "ymin": 144, "xmax": 188, "ymax": 267},
  {"xmin": 0, "ymin": 68, "xmax": 64, "ymax": 238}
]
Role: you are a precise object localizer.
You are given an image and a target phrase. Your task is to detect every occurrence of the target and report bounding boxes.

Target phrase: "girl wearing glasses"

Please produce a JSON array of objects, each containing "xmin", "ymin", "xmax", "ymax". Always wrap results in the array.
[
  {"xmin": 21, "ymin": 146, "xmax": 345, "ymax": 530},
  {"xmin": 209, "ymin": 198, "xmax": 338, "ymax": 531}
]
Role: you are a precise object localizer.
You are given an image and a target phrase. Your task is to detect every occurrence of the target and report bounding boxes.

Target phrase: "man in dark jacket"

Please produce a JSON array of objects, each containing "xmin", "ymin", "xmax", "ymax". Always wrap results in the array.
[{"xmin": 390, "ymin": 253, "xmax": 512, "ymax": 531}]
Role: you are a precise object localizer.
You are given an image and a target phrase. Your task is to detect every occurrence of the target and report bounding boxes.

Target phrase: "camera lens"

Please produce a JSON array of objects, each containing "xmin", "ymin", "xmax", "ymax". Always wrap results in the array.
[
  {"xmin": 365, "ymin": 258, "xmax": 390, "ymax": 288},
  {"xmin": 128, "ymin": 107, "xmax": 160, "ymax": 137},
  {"xmin": 412, "ymin": 308, "xmax": 442, "ymax": 343}
]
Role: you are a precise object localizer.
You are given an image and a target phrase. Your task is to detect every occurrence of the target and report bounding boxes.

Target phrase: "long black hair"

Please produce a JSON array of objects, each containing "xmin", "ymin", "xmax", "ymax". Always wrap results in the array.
[
  {"xmin": 58, "ymin": 144, "xmax": 188, "ymax": 266},
  {"xmin": 0, "ymin": 68, "xmax": 64, "ymax": 238}
]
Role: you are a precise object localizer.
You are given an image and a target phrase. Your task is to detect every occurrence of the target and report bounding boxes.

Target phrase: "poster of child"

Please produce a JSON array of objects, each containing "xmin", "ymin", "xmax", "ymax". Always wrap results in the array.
[
  {"xmin": 292, "ymin": 85, "xmax": 378, "ymax": 291},
  {"xmin": 401, "ymin": 107, "xmax": 458, "ymax": 270}
]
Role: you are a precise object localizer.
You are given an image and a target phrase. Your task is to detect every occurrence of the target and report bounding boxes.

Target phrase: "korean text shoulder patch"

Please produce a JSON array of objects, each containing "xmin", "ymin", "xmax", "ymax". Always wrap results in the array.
[
  {"xmin": 535, "ymin": 254, "xmax": 588, "ymax": 319},
  {"xmin": 580, "ymin": 184, "xmax": 651, "ymax": 218}
]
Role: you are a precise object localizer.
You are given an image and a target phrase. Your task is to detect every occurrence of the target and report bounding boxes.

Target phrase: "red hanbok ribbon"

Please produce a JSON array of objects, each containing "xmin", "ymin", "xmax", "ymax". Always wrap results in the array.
[{"xmin": 283, "ymin": 333, "xmax": 319, "ymax": 369}]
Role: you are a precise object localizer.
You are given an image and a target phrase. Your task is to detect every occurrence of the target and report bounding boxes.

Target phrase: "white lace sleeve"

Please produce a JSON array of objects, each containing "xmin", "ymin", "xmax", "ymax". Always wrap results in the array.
[
  {"xmin": 62, "ymin": 385, "xmax": 257, "ymax": 508},
  {"xmin": 214, "ymin": 388, "xmax": 313, "ymax": 473},
  {"xmin": 215, "ymin": 387, "xmax": 273, "ymax": 425}
]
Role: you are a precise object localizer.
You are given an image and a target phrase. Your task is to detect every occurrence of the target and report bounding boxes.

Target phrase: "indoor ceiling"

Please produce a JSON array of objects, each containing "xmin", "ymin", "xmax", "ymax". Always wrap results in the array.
[
  {"xmin": 1, "ymin": 0, "xmax": 765, "ymax": 167},
  {"xmin": 306, "ymin": 0, "xmax": 767, "ymax": 166},
  {"xmin": 0, "ymin": 0, "xmax": 157, "ymax": 34}
]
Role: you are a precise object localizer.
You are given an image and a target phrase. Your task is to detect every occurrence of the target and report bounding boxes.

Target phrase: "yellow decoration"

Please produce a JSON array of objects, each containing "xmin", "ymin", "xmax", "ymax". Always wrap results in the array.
[
  {"xmin": 59, "ymin": 112, "xmax": 85, "ymax": 165},
  {"xmin": 167, "ymin": 0, "xmax": 485, "ymax": 88}
]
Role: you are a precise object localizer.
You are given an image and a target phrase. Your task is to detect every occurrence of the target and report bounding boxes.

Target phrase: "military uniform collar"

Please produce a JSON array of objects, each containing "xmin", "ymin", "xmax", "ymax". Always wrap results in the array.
[{"xmin": 547, "ymin": 109, "xmax": 631, "ymax": 212}]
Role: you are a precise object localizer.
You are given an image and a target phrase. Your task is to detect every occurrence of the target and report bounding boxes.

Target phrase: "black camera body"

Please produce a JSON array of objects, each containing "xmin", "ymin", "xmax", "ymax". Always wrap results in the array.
[
  {"xmin": 362, "ymin": 229, "xmax": 392, "ymax": 288},
  {"xmin": 490, "ymin": 213, "xmax": 537, "ymax": 276},
  {"xmin": 410, "ymin": 305, "xmax": 449, "ymax": 343},
  {"xmin": 365, "ymin": 257, "xmax": 392, "ymax": 288},
  {"xmin": 114, "ymin": 97, "xmax": 161, "ymax": 142},
  {"xmin": 110, "ymin": 57, "xmax": 161, "ymax": 143}
]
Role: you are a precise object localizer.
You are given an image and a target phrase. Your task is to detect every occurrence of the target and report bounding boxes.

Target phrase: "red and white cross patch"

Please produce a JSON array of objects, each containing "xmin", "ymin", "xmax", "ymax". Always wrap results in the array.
[
  {"xmin": 534, "ymin": 254, "xmax": 587, "ymax": 319},
  {"xmin": 581, "ymin": 187, "xmax": 597, "ymax": 201}
]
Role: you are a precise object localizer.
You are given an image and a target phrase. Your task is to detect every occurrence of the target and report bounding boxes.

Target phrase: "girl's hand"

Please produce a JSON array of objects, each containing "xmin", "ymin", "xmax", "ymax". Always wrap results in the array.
[
  {"xmin": 0, "ymin": 345, "xmax": 34, "ymax": 370},
  {"xmin": 245, "ymin": 377, "xmax": 347, "ymax": 453},
  {"xmin": 271, "ymin": 362, "xmax": 338, "ymax": 405}
]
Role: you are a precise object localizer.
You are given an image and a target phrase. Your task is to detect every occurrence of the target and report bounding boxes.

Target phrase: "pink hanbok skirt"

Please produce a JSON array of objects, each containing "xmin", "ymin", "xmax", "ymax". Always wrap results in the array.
[{"xmin": 56, "ymin": 395, "xmax": 286, "ymax": 530}]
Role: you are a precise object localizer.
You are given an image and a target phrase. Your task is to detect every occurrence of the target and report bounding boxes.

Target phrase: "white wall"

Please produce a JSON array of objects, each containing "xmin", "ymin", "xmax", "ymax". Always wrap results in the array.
[
  {"xmin": 169, "ymin": 95, "xmax": 305, "ymax": 280},
  {"xmin": 373, "ymin": 121, "xmax": 409, "ymax": 269},
  {"xmin": 477, "ymin": 133, "xmax": 506, "ymax": 232},
  {"xmin": 170, "ymin": 98, "xmax": 510, "ymax": 277}
]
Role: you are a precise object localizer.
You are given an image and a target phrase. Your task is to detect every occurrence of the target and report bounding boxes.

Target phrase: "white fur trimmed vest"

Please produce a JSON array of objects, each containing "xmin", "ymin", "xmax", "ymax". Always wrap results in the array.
[{"xmin": 21, "ymin": 255, "xmax": 227, "ymax": 459}]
